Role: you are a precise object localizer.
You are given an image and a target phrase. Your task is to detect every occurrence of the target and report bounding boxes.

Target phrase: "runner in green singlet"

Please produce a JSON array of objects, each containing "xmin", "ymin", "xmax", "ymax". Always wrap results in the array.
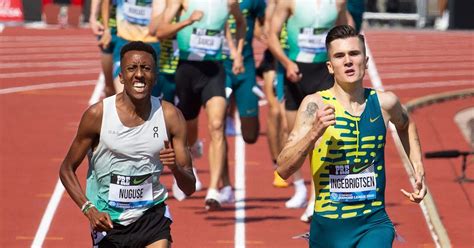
[
  {"xmin": 268, "ymin": 0, "xmax": 348, "ymax": 213},
  {"xmin": 156, "ymin": 0, "xmax": 246, "ymax": 210}
]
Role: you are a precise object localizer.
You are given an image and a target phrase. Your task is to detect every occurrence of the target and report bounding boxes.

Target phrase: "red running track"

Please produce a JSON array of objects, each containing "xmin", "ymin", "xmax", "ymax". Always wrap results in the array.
[{"xmin": 0, "ymin": 27, "xmax": 473, "ymax": 247}]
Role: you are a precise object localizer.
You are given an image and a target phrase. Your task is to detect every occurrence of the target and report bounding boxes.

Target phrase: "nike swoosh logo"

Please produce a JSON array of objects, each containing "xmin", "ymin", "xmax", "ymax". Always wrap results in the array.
[
  {"xmin": 352, "ymin": 161, "xmax": 374, "ymax": 173},
  {"xmin": 370, "ymin": 115, "xmax": 381, "ymax": 123},
  {"xmin": 132, "ymin": 176, "xmax": 149, "ymax": 185}
]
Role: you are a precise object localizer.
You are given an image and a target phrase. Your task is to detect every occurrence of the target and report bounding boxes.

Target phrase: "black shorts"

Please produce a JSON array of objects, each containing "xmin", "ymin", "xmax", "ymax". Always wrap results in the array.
[
  {"xmin": 93, "ymin": 203, "xmax": 172, "ymax": 248},
  {"xmin": 175, "ymin": 60, "xmax": 226, "ymax": 120},
  {"xmin": 256, "ymin": 49, "xmax": 276, "ymax": 78},
  {"xmin": 285, "ymin": 61, "xmax": 334, "ymax": 111}
]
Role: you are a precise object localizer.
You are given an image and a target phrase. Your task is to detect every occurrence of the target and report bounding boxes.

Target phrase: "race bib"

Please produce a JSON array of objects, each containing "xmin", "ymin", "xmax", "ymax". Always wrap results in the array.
[
  {"xmin": 190, "ymin": 28, "xmax": 223, "ymax": 55},
  {"xmin": 123, "ymin": 0, "xmax": 152, "ymax": 26},
  {"xmin": 108, "ymin": 173, "xmax": 154, "ymax": 209},
  {"xmin": 297, "ymin": 28, "xmax": 327, "ymax": 54},
  {"xmin": 329, "ymin": 162, "xmax": 377, "ymax": 202}
]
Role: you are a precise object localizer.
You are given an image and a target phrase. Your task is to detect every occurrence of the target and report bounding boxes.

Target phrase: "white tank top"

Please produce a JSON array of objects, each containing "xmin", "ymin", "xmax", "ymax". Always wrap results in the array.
[{"xmin": 87, "ymin": 95, "xmax": 169, "ymax": 225}]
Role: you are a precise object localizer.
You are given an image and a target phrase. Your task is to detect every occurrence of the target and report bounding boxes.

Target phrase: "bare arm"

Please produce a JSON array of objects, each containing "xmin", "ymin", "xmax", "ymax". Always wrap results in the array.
[
  {"xmin": 101, "ymin": 0, "xmax": 110, "ymax": 31},
  {"xmin": 335, "ymin": 0, "xmax": 348, "ymax": 25},
  {"xmin": 161, "ymin": 101, "xmax": 196, "ymax": 196},
  {"xmin": 89, "ymin": 0, "xmax": 104, "ymax": 35},
  {"xmin": 277, "ymin": 95, "xmax": 335, "ymax": 179},
  {"xmin": 262, "ymin": 0, "xmax": 276, "ymax": 41},
  {"xmin": 155, "ymin": 0, "xmax": 203, "ymax": 39},
  {"xmin": 380, "ymin": 91, "xmax": 426, "ymax": 203},
  {"xmin": 98, "ymin": 0, "xmax": 111, "ymax": 49},
  {"xmin": 267, "ymin": 0, "xmax": 291, "ymax": 69},
  {"xmin": 228, "ymin": 0, "xmax": 246, "ymax": 59},
  {"xmin": 148, "ymin": 0, "xmax": 167, "ymax": 37},
  {"xmin": 252, "ymin": 0, "xmax": 267, "ymax": 43},
  {"xmin": 267, "ymin": 1, "xmax": 302, "ymax": 83},
  {"xmin": 59, "ymin": 103, "xmax": 113, "ymax": 231}
]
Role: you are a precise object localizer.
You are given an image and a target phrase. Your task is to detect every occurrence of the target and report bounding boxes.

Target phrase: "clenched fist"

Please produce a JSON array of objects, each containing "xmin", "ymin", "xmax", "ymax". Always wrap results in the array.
[{"xmin": 310, "ymin": 104, "xmax": 336, "ymax": 141}]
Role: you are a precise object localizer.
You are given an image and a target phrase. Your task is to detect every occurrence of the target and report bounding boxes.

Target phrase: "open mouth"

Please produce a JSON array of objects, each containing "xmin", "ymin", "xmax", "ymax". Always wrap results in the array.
[
  {"xmin": 133, "ymin": 81, "xmax": 146, "ymax": 93},
  {"xmin": 344, "ymin": 69, "xmax": 355, "ymax": 76}
]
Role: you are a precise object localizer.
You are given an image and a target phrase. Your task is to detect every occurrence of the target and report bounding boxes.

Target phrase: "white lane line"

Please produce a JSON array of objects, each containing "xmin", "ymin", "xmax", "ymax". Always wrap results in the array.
[
  {"xmin": 383, "ymin": 80, "xmax": 474, "ymax": 90},
  {"xmin": 377, "ymin": 70, "xmax": 473, "ymax": 80},
  {"xmin": 0, "ymin": 46, "xmax": 98, "ymax": 54},
  {"xmin": 31, "ymin": 76, "xmax": 104, "ymax": 248},
  {"xmin": 0, "ymin": 80, "xmax": 96, "ymax": 95},
  {"xmin": 0, "ymin": 68, "xmax": 101, "ymax": 79},
  {"xmin": 234, "ymin": 114, "xmax": 246, "ymax": 248},
  {"xmin": 374, "ymin": 62, "xmax": 473, "ymax": 72},
  {"xmin": 0, "ymin": 53, "xmax": 98, "ymax": 61},
  {"xmin": 0, "ymin": 60, "xmax": 99, "ymax": 69},
  {"xmin": 0, "ymin": 36, "xmax": 94, "ymax": 41},
  {"xmin": 0, "ymin": 43, "xmax": 96, "ymax": 48},
  {"xmin": 89, "ymin": 73, "xmax": 105, "ymax": 105},
  {"xmin": 366, "ymin": 42, "xmax": 446, "ymax": 248}
]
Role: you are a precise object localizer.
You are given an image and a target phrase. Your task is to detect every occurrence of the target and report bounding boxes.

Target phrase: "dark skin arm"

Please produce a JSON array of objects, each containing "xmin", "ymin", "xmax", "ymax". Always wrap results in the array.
[
  {"xmin": 59, "ymin": 103, "xmax": 114, "ymax": 231},
  {"xmin": 160, "ymin": 101, "xmax": 196, "ymax": 195}
]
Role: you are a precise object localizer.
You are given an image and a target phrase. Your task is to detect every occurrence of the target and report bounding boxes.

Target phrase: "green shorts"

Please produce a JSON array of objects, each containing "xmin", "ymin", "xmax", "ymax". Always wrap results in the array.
[
  {"xmin": 275, "ymin": 61, "xmax": 285, "ymax": 102},
  {"xmin": 310, "ymin": 208, "xmax": 394, "ymax": 248},
  {"xmin": 112, "ymin": 37, "xmax": 161, "ymax": 79},
  {"xmin": 152, "ymin": 73, "xmax": 176, "ymax": 103},
  {"xmin": 224, "ymin": 58, "xmax": 259, "ymax": 118}
]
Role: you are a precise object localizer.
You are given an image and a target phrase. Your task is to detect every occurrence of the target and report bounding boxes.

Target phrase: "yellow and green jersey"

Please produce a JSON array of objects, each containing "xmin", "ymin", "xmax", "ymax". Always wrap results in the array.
[
  {"xmin": 159, "ymin": 18, "xmax": 179, "ymax": 74},
  {"xmin": 311, "ymin": 89, "xmax": 387, "ymax": 219}
]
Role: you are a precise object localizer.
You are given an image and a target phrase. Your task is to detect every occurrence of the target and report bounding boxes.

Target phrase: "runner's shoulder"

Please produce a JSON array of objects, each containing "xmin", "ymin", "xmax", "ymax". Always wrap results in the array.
[
  {"xmin": 376, "ymin": 90, "xmax": 400, "ymax": 111},
  {"xmin": 300, "ymin": 92, "xmax": 325, "ymax": 111}
]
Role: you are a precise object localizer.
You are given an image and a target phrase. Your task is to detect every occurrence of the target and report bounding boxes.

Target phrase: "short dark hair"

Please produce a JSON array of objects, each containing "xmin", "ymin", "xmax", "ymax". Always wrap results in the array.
[
  {"xmin": 325, "ymin": 25, "xmax": 366, "ymax": 55},
  {"xmin": 120, "ymin": 41, "xmax": 157, "ymax": 64}
]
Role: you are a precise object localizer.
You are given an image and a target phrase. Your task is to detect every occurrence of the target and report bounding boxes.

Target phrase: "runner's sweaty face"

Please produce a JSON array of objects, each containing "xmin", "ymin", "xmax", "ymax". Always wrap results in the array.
[
  {"xmin": 119, "ymin": 51, "xmax": 156, "ymax": 99},
  {"xmin": 326, "ymin": 37, "xmax": 368, "ymax": 85}
]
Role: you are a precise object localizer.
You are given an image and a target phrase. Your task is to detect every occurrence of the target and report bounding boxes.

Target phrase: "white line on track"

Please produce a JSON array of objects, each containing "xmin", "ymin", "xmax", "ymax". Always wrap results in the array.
[
  {"xmin": 234, "ymin": 115, "xmax": 246, "ymax": 248},
  {"xmin": 0, "ymin": 46, "xmax": 98, "ymax": 54},
  {"xmin": 376, "ymin": 63, "xmax": 474, "ymax": 72},
  {"xmin": 0, "ymin": 42, "xmax": 96, "ymax": 48},
  {"xmin": 0, "ymin": 53, "xmax": 99, "ymax": 61},
  {"xmin": 0, "ymin": 60, "xmax": 99, "ymax": 69},
  {"xmin": 366, "ymin": 41, "xmax": 444, "ymax": 248},
  {"xmin": 0, "ymin": 36, "xmax": 94, "ymax": 41},
  {"xmin": 383, "ymin": 80, "xmax": 474, "ymax": 90},
  {"xmin": 377, "ymin": 70, "xmax": 473, "ymax": 80},
  {"xmin": 0, "ymin": 68, "xmax": 101, "ymax": 79},
  {"xmin": 0, "ymin": 80, "xmax": 96, "ymax": 95},
  {"xmin": 31, "ymin": 77, "xmax": 104, "ymax": 248}
]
